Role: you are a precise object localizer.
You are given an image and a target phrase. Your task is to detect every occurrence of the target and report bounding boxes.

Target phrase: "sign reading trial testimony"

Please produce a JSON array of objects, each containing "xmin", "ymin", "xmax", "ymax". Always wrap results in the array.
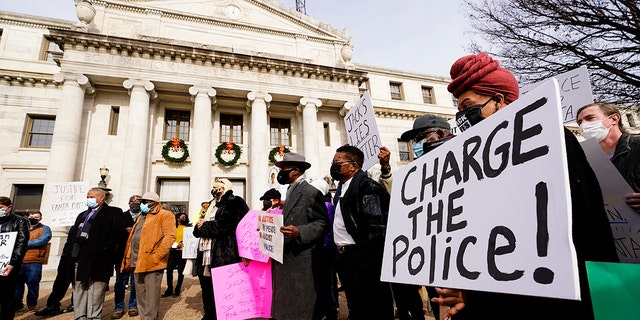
[
  {"xmin": 381, "ymin": 80, "xmax": 581, "ymax": 300},
  {"xmin": 344, "ymin": 91, "xmax": 382, "ymax": 171}
]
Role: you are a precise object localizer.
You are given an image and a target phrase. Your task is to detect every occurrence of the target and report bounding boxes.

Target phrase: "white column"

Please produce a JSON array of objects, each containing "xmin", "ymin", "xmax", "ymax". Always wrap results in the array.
[
  {"xmin": 298, "ymin": 97, "xmax": 322, "ymax": 178},
  {"xmin": 188, "ymin": 85, "xmax": 216, "ymax": 207},
  {"xmin": 247, "ymin": 91, "xmax": 272, "ymax": 210},
  {"xmin": 42, "ymin": 72, "xmax": 94, "ymax": 268},
  {"xmin": 120, "ymin": 79, "xmax": 157, "ymax": 200}
]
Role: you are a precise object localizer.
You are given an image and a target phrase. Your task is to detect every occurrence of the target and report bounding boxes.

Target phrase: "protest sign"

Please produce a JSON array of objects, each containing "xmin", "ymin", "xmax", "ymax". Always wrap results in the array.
[
  {"xmin": 237, "ymin": 210, "xmax": 270, "ymax": 263},
  {"xmin": 344, "ymin": 91, "xmax": 382, "ymax": 171},
  {"xmin": 580, "ymin": 138, "xmax": 640, "ymax": 263},
  {"xmin": 521, "ymin": 66, "xmax": 593, "ymax": 124},
  {"xmin": 211, "ymin": 260, "xmax": 272, "ymax": 320},
  {"xmin": 586, "ymin": 261, "xmax": 640, "ymax": 319},
  {"xmin": 257, "ymin": 212, "xmax": 284, "ymax": 263},
  {"xmin": 0, "ymin": 232, "xmax": 18, "ymax": 270},
  {"xmin": 43, "ymin": 181, "xmax": 91, "ymax": 227},
  {"xmin": 181, "ymin": 227, "xmax": 198, "ymax": 259},
  {"xmin": 382, "ymin": 79, "xmax": 582, "ymax": 300}
]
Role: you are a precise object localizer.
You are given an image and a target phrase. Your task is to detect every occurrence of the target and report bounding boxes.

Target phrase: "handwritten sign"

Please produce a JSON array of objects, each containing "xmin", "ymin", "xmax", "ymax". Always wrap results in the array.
[
  {"xmin": 257, "ymin": 212, "xmax": 284, "ymax": 263},
  {"xmin": 236, "ymin": 210, "xmax": 270, "ymax": 263},
  {"xmin": 0, "ymin": 232, "xmax": 18, "ymax": 271},
  {"xmin": 382, "ymin": 79, "xmax": 582, "ymax": 300},
  {"xmin": 211, "ymin": 260, "xmax": 272, "ymax": 320},
  {"xmin": 586, "ymin": 261, "xmax": 640, "ymax": 319},
  {"xmin": 43, "ymin": 181, "xmax": 91, "ymax": 227},
  {"xmin": 580, "ymin": 138, "xmax": 640, "ymax": 263},
  {"xmin": 344, "ymin": 91, "xmax": 382, "ymax": 171},
  {"xmin": 521, "ymin": 66, "xmax": 593, "ymax": 124},
  {"xmin": 181, "ymin": 227, "xmax": 198, "ymax": 259}
]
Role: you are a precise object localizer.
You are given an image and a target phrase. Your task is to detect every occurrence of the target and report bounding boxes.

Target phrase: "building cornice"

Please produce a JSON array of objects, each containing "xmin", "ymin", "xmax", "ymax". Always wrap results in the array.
[
  {"xmin": 356, "ymin": 63, "xmax": 451, "ymax": 83},
  {"xmin": 0, "ymin": 11, "xmax": 72, "ymax": 30},
  {"xmin": 47, "ymin": 28, "xmax": 368, "ymax": 85},
  {"xmin": 0, "ymin": 70, "xmax": 61, "ymax": 87},
  {"xmin": 374, "ymin": 107, "xmax": 453, "ymax": 121}
]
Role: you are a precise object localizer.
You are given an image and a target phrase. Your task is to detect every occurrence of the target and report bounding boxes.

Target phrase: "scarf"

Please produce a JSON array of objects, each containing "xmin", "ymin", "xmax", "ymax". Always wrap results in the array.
[{"xmin": 198, "ymin": 203, "xmax": 217, "ymax": 276}]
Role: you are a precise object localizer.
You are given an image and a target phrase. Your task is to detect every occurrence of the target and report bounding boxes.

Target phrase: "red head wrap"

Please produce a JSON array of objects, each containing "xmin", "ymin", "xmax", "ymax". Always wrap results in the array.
[{"xmin": 447, "ymin": 52, "xmax": 519, "ymax": 104}]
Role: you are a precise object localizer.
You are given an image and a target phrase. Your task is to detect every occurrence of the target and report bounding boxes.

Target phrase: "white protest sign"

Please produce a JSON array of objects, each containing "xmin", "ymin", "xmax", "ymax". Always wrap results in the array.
[
  {"xmin": 257, "ymin": 212, "xmax": 284, "ymax": 263},
  {"xmin": 580, "ymin": 138, "xmax": 640, "ymax": 263},
  {"xmin": 0, "ymin": 232, "xmax": 18, "ymax": 270},
  {"xmin": 44, "ymin": 181, "xmax": 91, "ymax": 227},
  {"xmin": 344, "ymin": 91, "xmax": 382, "ymax": 171},
  {"xmin": 181, "ymin": 227, "xmax": 198, "ymax": 259},
  {"xmin": 382, "ymin": 79, "xmax": 581, "ymax": 300},
  {"xmin": 521, "ymin": 66, "xmax": 593, "ymax": 124}
]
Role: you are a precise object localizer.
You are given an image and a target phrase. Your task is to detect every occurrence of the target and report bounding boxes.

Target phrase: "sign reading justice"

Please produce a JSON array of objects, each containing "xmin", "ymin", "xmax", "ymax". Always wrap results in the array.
[{"xmin": 381, "ymin": 80, "xmax": 581, "ymax": 300}]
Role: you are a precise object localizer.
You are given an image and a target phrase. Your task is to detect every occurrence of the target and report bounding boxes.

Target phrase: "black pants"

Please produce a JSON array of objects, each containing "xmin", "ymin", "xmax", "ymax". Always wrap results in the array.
[
  {"xmin": 197, "ymin": 274, "xmax": 216, "ymax": 320},
  {"xmin": 391, "ymin": 283, "xmax": 425, "ymax": 320},
  {"xmin": 336, "ymin": 245, "xmax": 394, "ymax": 320},
  {"xmin": 46, "ymin": 255, "xmax": 73, "ymax": 308},
  {"xmin": 165, "ymin": 249, "xmax": 186, "ymax": 293},
  {"xmin": 0, "ymin": 264, "xmax": 20, "ymax": 320}
]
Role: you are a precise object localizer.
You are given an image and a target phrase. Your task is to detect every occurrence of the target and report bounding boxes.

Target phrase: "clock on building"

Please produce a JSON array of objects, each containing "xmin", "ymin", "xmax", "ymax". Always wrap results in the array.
[{"xmin": 224, "ymin": 5, "xmax": 242, "ymax": 19}]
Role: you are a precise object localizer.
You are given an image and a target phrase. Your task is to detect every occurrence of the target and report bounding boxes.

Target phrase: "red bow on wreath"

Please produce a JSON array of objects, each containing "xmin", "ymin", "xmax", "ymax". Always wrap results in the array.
[
  {"xmin": 171, "ymin": 137, "xmax": 181, "ymax": 151},
  {"xmin": 278, "ymin": 145, "xmax": 285, "ymax": 156},
  {"xmin": 226, "ymin": 141, "xmax": 234, "ymax": 153}
]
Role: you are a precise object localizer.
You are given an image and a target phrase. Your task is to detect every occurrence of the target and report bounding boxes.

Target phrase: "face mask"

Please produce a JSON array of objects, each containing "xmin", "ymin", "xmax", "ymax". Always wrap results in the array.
[
  {"xmin": 455, "ymin": 98, "xmax": 494, "ymax": 132},
  {"xmin": 211, "ymin": 189, "xmax": 222, "ymax": 198},
  {"xmin": 277, "ymin": 169, "xmax": 294, "ymax": 185},
  {"xmin": 412, "ymin": 140, "xmax": 425, "ymax": 158},
  {"xmin": 140, "ymin": 203, "xmax": 151, "ymax": 214},
  {"xmin": 423, "ymin": 135, "xmax": 455, "ymax": 154},
  {"xmin": 86, "ymin": 198, "xmax": 98, "ymax": 208},
  {"xmin": 580, "ymin": 117, "xmax": 612, "ymax": 142},
  {"xmin": 129, "ymin": 203, "xmax": 141, "ymax": 213},
  {"xmin": 0, "ymin": 208, "xmax": 7, "ymax": 218},
  {"xmin": 179, "ymin": 218, "xmax": 189, "ymax": 225},
  {"xmin": 329, "ymin": 164, "xmax": 344, "ymax": 181},
  {"xmin": 262, "ymin": 199, "xmax": 272, "ymax": 209},
  {"xmin": 29, "ymin": 218, "xmax": 40, "ymax": 225}
]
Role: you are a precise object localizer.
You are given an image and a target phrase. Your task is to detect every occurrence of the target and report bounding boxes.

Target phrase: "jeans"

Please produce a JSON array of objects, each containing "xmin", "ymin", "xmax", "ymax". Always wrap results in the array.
[
  {"xmin": 114, "ymin": 267, "xmax": 137, "ymax": 311},
  {"xmin": 15, "ymin": 263, "xmax": 43, "ymax": 307}
]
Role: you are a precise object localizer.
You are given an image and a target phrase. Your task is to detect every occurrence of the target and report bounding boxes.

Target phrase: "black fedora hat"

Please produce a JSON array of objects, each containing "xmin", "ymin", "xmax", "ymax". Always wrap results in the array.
[
  {"xmin": 275, "ymin": 152, "xmax": 312, "ymax": 170},
  {"xmin": 259, "ymin": 188, "xmax": 281, "ymax": 200},
  {"xmin": 400, "ymin": 114, "xmax": 451, "ymax": 141}
]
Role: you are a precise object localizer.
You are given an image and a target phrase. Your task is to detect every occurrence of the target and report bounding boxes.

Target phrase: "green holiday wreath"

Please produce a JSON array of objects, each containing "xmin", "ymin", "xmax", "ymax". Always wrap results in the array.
[
  {"xmin": 269, "ymin": 145, "xmax": 290, "ymax": 163},
  {"xmin": 161, "ymin": 138, "xmax": 189, "ymax": 163},
  {"xmin": 215, "ymin": 141, "xmax": 242, "ymax": 166}
]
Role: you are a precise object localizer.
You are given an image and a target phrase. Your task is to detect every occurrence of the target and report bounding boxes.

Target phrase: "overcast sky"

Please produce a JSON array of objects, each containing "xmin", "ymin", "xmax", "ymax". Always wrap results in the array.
[{"xmin": 0, "ymin": 0, "xmax": 476, "ymax": 77}]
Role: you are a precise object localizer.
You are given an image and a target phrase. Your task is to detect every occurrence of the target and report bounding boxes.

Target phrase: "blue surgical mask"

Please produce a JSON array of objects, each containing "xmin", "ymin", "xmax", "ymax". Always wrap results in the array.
[
  {"xmin": 86, "ymin": 198, "xmax": 98, "ymax": 208},
  {"xmin": 140, "ymin": 203, "xmax": 151, "ymax": 214},
  {"xmin": 412, "ymin": 140, "xmax": 425, "ymax": 158}
]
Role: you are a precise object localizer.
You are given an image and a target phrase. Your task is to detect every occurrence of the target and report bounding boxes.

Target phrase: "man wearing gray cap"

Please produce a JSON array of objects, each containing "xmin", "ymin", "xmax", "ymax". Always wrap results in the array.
[
  {"xmin": 377, "ymin": 114, "xmax": 453, "ymax": 320},
  {"xmin": 271, "ymin": 152, "xmax": 329, "ymax": 320},
  {"xmin": 121, "ymin": 191, "xmax": 176, "ymax": 320}
]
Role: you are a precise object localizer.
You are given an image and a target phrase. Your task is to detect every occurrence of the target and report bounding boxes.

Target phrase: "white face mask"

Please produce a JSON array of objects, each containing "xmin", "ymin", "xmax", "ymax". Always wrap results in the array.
[
  {"xmin": 579, "ymin": 116, "xmax": 612, "ymax": 142},
  {"xmin": 0, "ymin": 208, "xmax": 7, "ymax": 217}
]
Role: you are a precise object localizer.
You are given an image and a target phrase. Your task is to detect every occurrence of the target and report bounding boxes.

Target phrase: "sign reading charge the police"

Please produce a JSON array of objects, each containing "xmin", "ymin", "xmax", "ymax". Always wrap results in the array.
[
  {"xmin": 344, "ymin": 91, "xmax": 382, "ymax": 171},
  {"xmin": 381, "ymin": 80, "xmax": 581, "ymax": 300}
]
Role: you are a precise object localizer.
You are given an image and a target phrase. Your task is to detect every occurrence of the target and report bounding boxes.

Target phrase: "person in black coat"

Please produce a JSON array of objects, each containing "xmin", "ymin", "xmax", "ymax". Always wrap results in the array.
[
  {"xmin": 0, "ymin": 196, "xmax": 30, "ymax": 319},
  {"xmin": 68, "ymin": 187, "xmax": 126, "ymax": 320},
  {"xmin": 193, "ymin": 179, "xmax": 249, "ymax": 320},
  {"xmin": 330, "ymin": 145, "xmax": 395, "ymax": 320}
]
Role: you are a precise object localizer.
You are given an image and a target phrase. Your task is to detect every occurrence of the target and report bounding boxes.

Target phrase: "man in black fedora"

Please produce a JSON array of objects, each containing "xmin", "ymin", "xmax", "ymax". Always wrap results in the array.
[{"xmin": 270, "ymin": 152, "xmax": 329, "ymax": 320}]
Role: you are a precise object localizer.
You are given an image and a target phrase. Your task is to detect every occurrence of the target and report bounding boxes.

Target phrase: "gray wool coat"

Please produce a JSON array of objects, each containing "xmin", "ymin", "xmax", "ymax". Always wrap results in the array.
[{"xmin": 271, "ymin": 179, "xmax": 329, "ymax": 320}]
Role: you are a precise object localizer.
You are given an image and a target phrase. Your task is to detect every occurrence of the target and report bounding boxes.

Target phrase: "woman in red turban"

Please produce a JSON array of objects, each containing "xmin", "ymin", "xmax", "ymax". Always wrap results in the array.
[{"xmin": 433, "ymin": 53, "xmax": 618, "ymax": 320}]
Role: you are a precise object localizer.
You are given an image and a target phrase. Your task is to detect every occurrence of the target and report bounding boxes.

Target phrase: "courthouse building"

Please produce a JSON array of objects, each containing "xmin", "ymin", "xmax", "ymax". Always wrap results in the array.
[{"xmin": 0, "ymin": 0, "xmax": 457, "ymax": 264}]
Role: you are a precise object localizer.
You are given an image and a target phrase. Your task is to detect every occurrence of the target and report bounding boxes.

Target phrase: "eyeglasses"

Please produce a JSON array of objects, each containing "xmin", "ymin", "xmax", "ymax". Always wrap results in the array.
[
  {"xmin": 413, "ymin": 130, "xmax": 440, "ymax": 143},
  {"xmin": 331, "ymin": 160, "xmax": 353, "ymax": 167}
]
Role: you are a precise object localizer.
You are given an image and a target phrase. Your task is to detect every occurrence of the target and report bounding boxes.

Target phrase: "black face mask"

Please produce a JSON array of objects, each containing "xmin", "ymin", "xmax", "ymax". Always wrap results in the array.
[
  {"xmin": 129, "ymin": 203, "xmax": 141, "ymax": 213},
  {"xmin": 329, "ymin": 164, "xmax": 344, "ymax": 181},
  {"xmin": 179, "ymin": 218, "xmax": 189, "ymax": 225},
  {"xmin": 211, "ymin": 189, "xmax": 222, "ymax": 198},
  {"xmin": 262, "ymin": 200, "xmax": 272, "ymax": 210},
  {"xmin": 455, "ymin": 97, "xmax": 494, "ymax": 132},
  {"xmin": 277, "ymin": 169, "xmax": 294, "ymax": 185},
  {"xmin": 29, "ymin": 218, "xmax": 40, "ymax": 225}
]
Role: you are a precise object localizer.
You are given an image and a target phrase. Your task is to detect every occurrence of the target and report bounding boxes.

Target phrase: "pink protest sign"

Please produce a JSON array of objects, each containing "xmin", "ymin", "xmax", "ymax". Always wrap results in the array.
[
  {"xmin": 211, "ymin": 260, "xmax": 272, "ymax": 320},
  {"xmin": 236, "ymin": 210, "xmax": 270, "ymax": 263}
]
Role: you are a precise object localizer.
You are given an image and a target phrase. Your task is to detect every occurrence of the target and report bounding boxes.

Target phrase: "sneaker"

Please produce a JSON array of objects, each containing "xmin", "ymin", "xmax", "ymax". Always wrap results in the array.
[
  {"xmin": 111, "ymin": 310, "xmax": 125, "ymax": 319},
  {"xmin": 35, "ymin": 305, "xmax": 61, "ymax": 316},
  {"xmin": 62, "ymin": 305, "xmax": 74, "ymax": 313},
  {"xmin": 128, "ymin": 309, "xmax": 139, "ymax": 317}
]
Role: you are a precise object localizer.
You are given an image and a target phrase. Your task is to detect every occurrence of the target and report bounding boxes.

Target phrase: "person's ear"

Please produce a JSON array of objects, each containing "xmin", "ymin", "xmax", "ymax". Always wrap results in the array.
[{"xmin": 493, "ymin": 93, "xmax": 506, "ymax": 110}]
